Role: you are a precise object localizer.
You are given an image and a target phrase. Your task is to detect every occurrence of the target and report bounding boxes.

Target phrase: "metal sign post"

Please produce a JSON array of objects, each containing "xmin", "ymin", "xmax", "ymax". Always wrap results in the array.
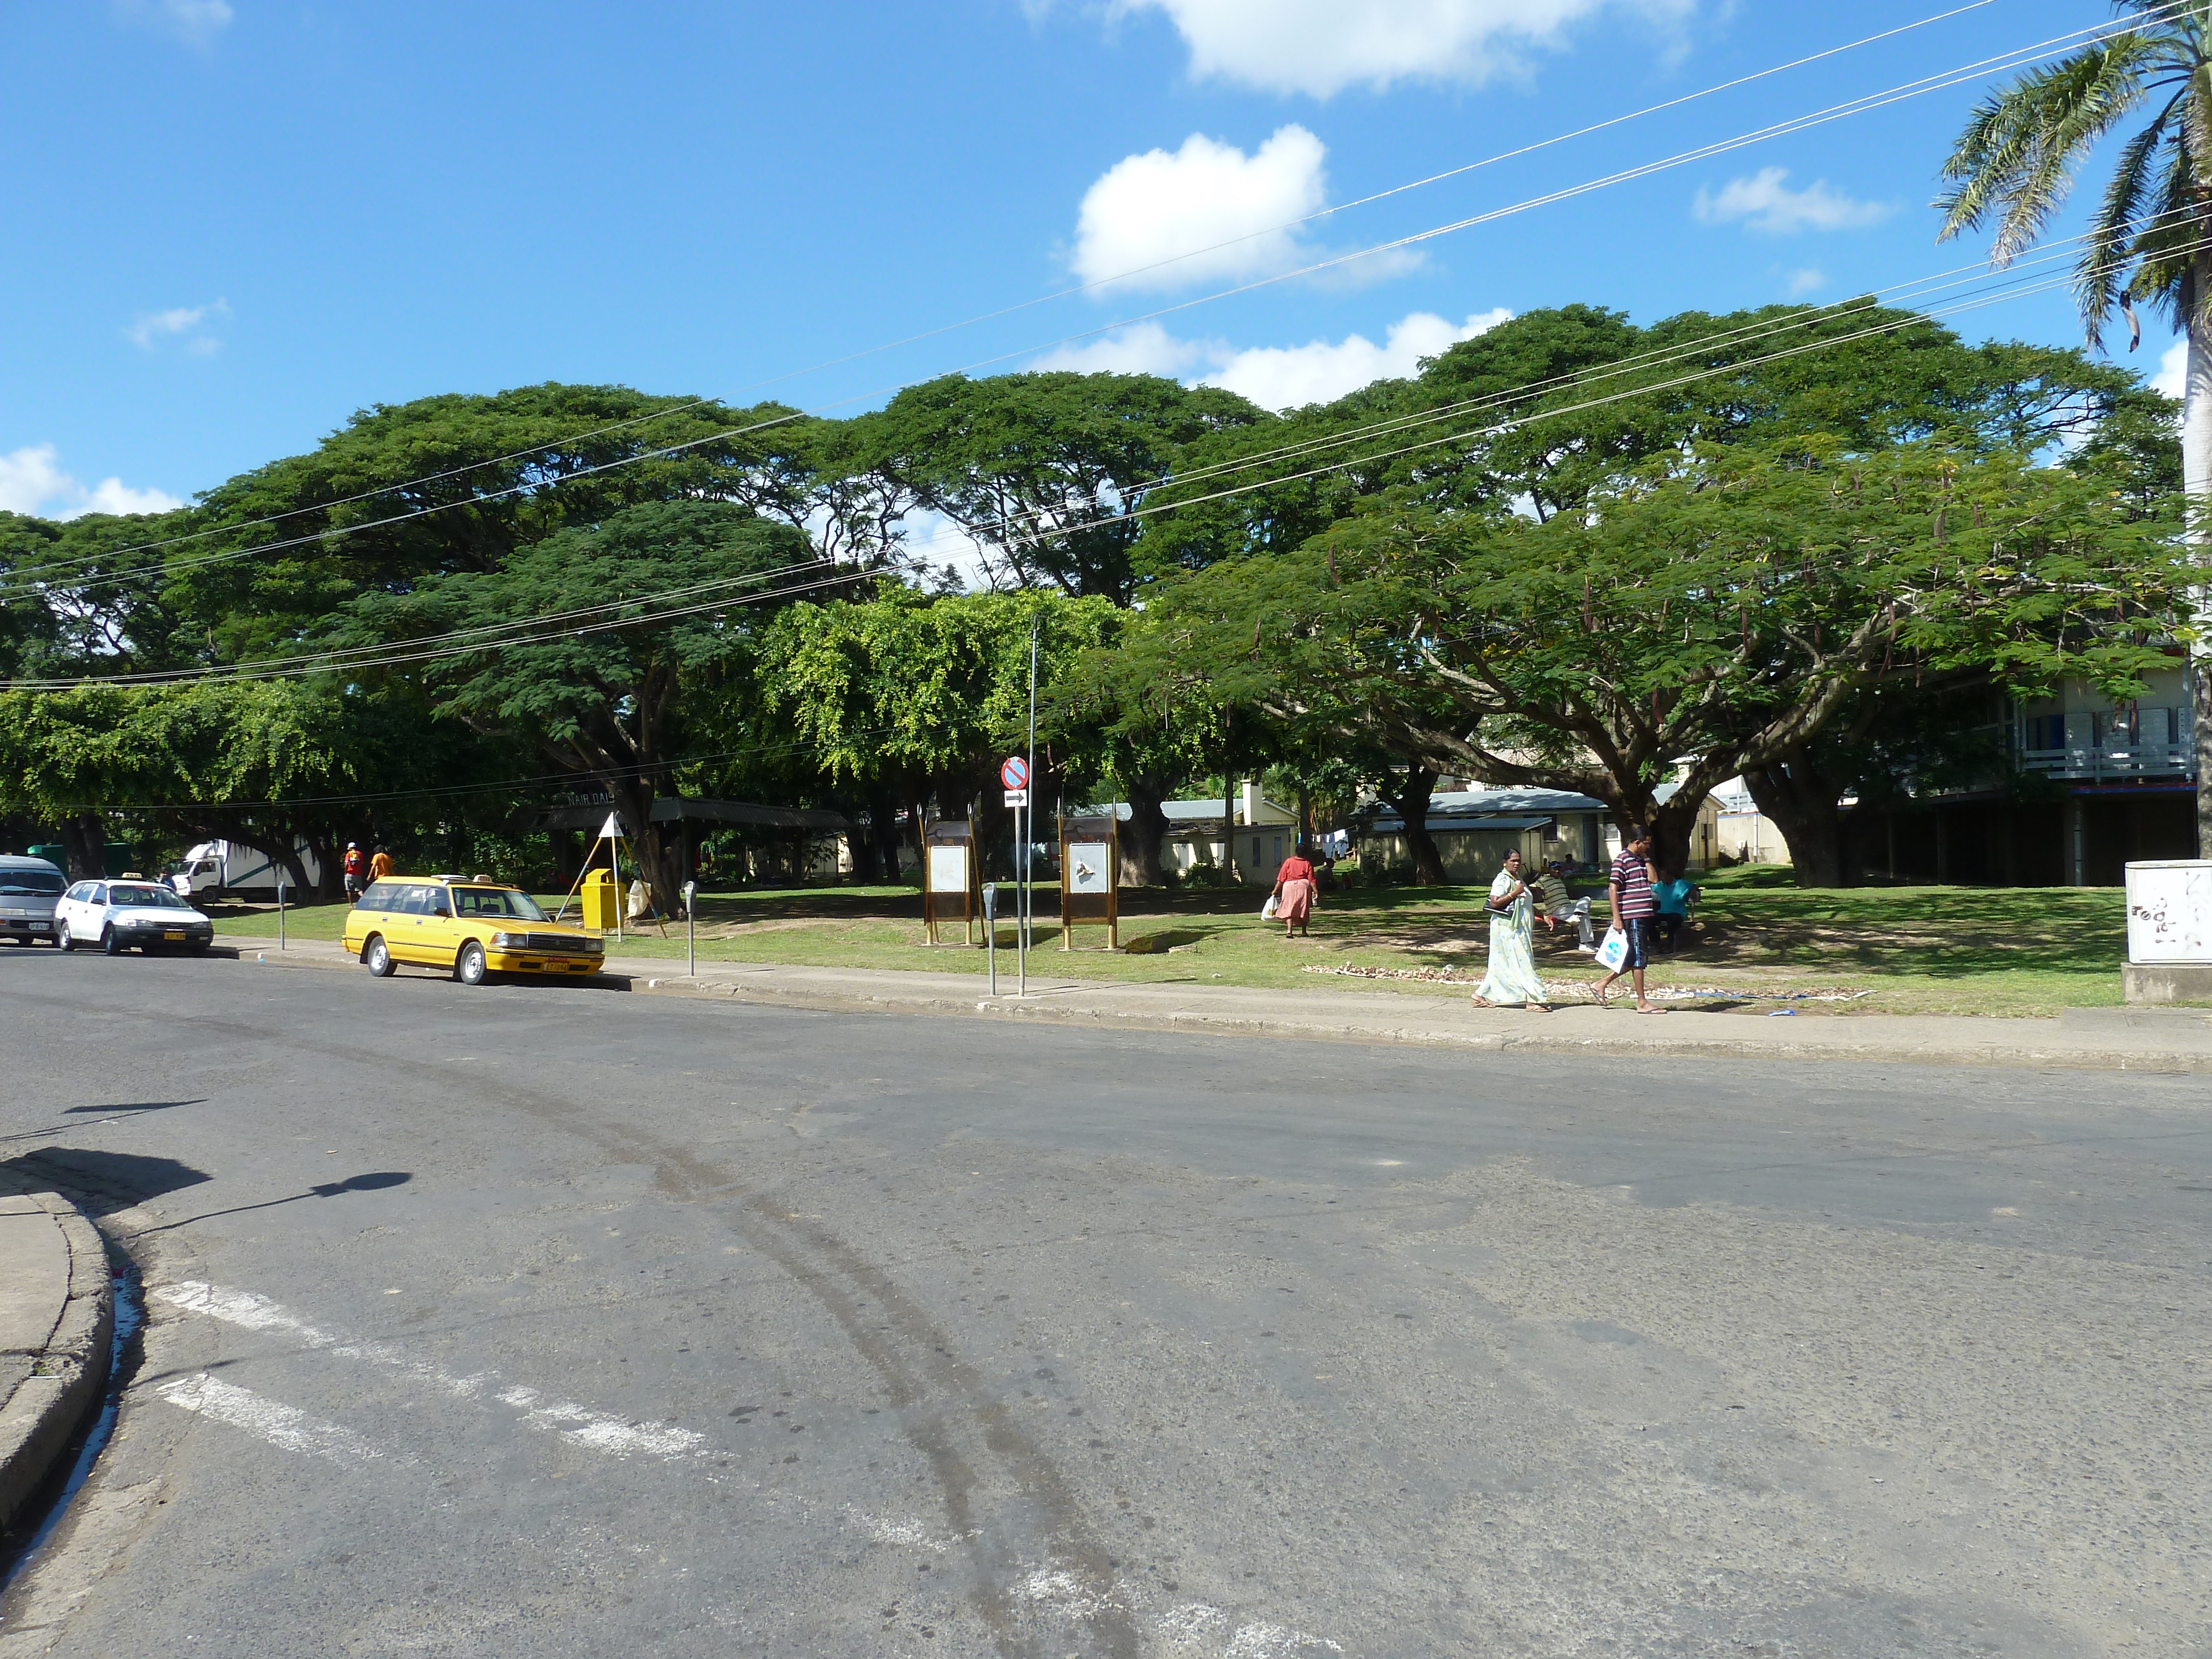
[
  {"xmin": 276, "ymin": 875, "xmax": 287, "ymax": 952},
  {"xmin": 682, "ymin": 879, "xmax": 697, "ymax": 977},
  {"xmin": 1001, "ymin": 755, "xmax": 1032, "ymax": 995}
]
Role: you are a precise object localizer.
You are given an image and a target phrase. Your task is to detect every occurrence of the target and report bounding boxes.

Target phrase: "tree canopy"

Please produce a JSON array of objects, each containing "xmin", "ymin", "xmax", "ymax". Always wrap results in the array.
[{"xmin": 0, "ymin": 291, "xmax": 2193, "ymax": 895}]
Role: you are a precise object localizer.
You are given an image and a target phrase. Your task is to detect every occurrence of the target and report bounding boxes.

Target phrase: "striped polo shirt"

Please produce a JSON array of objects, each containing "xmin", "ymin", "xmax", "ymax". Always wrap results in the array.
[{"xmin": 1610, "ymin": 849, "xmax": 1657, "ymax": 919}]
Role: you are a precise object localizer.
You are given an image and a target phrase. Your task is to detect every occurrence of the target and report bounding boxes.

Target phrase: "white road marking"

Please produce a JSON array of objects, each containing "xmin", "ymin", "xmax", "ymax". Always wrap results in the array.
[
  {"xmin": 154, "ymin": 1373, "xmax": 384, "ymax": 1465},
  {"xmin": 841, "ymin": 1518, "xmax": 1343, "ymax": 1659},
  {"xmin": 150, "ymin": 1280, "xmax": 706, "ymax": 1460},
  {"xmin": 493, "ymin": 1385, "xmax": 707, "ymax": 1458},
  {"xmin": 1010, "ymin": 1566, "xmax": 1113, "ymax": 1621},
  {"xmin": 842, "ymin": 1506, "xmax": 961, "ymax": 1552},
  {"xmin": 1161, "ymin": 1603, "xmax": 1343, "ymax": 1657},
  {"xmin": 1224, "ymin": 1620, "xmax": 1344, "ymax": 1657}
]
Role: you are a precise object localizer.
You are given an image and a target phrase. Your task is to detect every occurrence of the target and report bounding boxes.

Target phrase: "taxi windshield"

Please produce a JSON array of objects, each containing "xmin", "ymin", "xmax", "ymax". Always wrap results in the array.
[
  {"xmin": 450, "ymin": 886, "xmax": 548, "ymax": 921},
  {"xmin": 109, "ymin": 884, "xmax": 187, "ymax": 909}
]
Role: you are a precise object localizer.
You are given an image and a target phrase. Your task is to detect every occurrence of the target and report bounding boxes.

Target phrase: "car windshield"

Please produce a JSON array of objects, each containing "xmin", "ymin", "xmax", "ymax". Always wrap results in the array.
[
  {"xmin": 109, "ymin": 884, "xmax": 187, "ymax": 909},
  {"xmin": 0, "ymin": 870, "xmax": 65, "ymax": 896},
  {"xmin": 451, "ymin": 887, "xmax": 548, "ymax": 921}
]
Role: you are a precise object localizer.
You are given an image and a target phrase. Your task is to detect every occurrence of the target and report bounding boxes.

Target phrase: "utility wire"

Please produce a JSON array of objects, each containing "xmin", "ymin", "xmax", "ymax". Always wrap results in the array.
[
  {"xmin": 956, "ymin": 207, "xmax": 2198, "ymax": 550},
  {"xmin": 33, "ymin": 722, "xmax": 919, "ymax": 816},
  {"xmin": 62, "ymin": 0, "xmax": 2013, "ymax": 573},
  {"xmin": 2, "ymin": 564, "xmax": 872, "ymax": 691},
  {"xmin": 995, "ymin": 242, "xmax": 2212, "ymax": 555},
  {"xmin": 2, "ymin": 6, "xmax": 2171, "ymax": 602},
  {"xmin": 10, "ymin": 228, "xmax": 2179, "ymax": 693}
]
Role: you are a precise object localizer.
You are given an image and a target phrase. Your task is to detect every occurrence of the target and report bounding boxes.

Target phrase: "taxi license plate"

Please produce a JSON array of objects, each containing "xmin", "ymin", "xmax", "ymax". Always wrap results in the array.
[{"xmin": 164, "ymin": 930, "xmax": 185, "ymax": 940}]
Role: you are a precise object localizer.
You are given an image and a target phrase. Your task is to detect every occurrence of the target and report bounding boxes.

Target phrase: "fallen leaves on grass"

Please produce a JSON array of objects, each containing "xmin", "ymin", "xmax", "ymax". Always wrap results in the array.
[{"xmin": 1303, "ymin": 963, "xmax": 1872, "ymax": 1002}]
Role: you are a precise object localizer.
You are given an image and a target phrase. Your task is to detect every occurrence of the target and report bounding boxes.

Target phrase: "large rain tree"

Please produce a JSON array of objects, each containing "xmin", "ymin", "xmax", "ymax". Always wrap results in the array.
[
  {"xmin": 339, "ymin": 499, "xmax": 816, "ymax": 907},
  {"xmin": 1937, "ymin": 0, "xmax": 2212, "ymax": 853},
  {"xmin": 1127, "ymin": 441, "xmax": 2187, "ymax": 883}
]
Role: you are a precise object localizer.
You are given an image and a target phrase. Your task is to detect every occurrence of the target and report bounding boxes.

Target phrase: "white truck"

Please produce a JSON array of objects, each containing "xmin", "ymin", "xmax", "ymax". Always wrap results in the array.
[{"xmin": 165, "ymin": 840, "xmax": 324, "ymax": 899}]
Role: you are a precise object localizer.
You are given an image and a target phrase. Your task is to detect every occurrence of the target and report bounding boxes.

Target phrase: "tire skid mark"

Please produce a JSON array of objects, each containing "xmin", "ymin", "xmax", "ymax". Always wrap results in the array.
[
  {"xmin": 33, "ymin": 993, "xmax": 1144, "ymax": 1656},
  {"xmin": 726, "ymin": 1194, "xmax": 1141, "ymax": 1658}
]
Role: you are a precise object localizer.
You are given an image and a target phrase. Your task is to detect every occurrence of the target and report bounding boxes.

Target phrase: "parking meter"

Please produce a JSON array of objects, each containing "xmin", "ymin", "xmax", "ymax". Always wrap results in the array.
[
  {"xmin": 982, "ymin": 883, "xmax": 998, "ymax": 995},
  {"xmin": 682, "ymin": 879, "xmax": 698, "ymax": 975}
]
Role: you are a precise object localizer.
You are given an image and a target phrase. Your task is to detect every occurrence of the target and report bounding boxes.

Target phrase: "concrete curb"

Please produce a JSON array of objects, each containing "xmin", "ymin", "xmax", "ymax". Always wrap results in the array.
[
  {"xmin": 218, "ymin": 934, "xmax": 2212, "ymax": 1074},
  {"xmin": 619, "ymin": 970, "xmax": 2212, "ymax": 1075},
  {"xmin": 0, "ymin": 1185, "xmax": 113, "ymax": 1538}
]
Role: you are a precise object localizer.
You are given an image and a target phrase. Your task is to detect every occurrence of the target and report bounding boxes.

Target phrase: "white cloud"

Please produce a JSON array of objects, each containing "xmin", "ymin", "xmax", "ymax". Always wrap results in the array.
[
  {"xmin": 1203, "ymin": 307, "xmax": 1512, "ymax": 408},
  {"xmin": 1033, "ymin": 320, "xmax": 1219, "ymax": 378},
  {"xmin": 901, "ymin": 508, "xmax": 997, "ymax": 592},
  {"xmin": 1785, "ymin": 267, "xmax": 1826, "ymax": 298},
  {"xmin": 126, "ymin": 298, "xmax": 229, "ymax": 351},
  {"xmin": 2152, "ymin": 338, "xmax": 2187, "ymax": 399},
  {"xmin": 1034, "ymin": 307, "xmax": 1513, "ymax": 411},
  {"xmin": 1113, "ymin": 0, "xmax": 1693, "ymax": 98},
  {"xmin": 0, "ymin": 444, "xmax": 185, "ymax": 520},
  {"xmin": 116, "ymin": 0, "xmax": 235, "ymax": 45},
  {"xmin": 1073, "ymin": 126, "xmax": 1328, "ymax": 290},
  {"xmin": 1693, "ymin": 168, "xmax": 1892, "ymax": 235}
]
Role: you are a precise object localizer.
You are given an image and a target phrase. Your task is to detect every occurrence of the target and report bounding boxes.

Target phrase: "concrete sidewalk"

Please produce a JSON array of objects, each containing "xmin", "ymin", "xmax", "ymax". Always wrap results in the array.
[
  {"xmin": 222, "ymin": 934, "xmax": 2212, "ymax": 1073},
  {"xmin": 0, "ymin": 1180, "xmax": 112, "ymax": 1538}
]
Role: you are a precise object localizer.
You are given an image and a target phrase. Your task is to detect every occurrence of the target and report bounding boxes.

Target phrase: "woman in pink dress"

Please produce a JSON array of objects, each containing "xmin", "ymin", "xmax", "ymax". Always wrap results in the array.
[{"xmin": 1272, "ymin": 844, "xmax": 1318, "ymax": 938}]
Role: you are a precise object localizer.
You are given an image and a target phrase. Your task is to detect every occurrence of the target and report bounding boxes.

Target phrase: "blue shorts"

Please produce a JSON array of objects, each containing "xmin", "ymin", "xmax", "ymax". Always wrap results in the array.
[{"xmin": 1620, "ymin": 916, "xmax": 1652, "ymax": 969}]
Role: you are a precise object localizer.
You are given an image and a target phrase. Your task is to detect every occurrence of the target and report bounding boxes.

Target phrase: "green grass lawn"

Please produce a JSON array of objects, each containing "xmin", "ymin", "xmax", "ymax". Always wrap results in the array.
[{"xmin": 213, "ymin": 866, "xmax": 2131, "ymax": 1017}]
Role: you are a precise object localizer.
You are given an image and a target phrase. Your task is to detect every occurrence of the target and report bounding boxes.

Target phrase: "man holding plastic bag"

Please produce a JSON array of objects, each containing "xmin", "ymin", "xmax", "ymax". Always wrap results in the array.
[{"xmin": 1592, "ymin": 826, "xmax": 1665, "ymax": 1013}]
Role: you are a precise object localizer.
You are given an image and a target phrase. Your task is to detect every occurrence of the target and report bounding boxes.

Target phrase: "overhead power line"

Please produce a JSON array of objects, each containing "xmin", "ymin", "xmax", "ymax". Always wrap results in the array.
[
  {"xmin": 3, "ymin": 4, "xmax": 2169, "ymax": 602},
  {"xmin": 997, "ymin": 243, "xmax": 2212, "ymax": 556},
  {"xmin": 957, "ymin": 207, "xmax": 2198, "ymax": 550},
  {"xmin": 58, "ymin": 0, "xmax": 2011, "ymax": 575},
  {"xmin": 8, "ymin": 225, "xmax": 2186, "ymax": 695}
]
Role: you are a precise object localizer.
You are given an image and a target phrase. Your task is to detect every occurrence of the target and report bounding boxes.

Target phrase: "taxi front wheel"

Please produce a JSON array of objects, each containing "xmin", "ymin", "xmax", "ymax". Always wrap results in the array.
[
  {"xmin": 364, "ymin": 935, "xmax": 395, "ymax": 978},
  {"xmin": 455, "ymin": 941, "xmax": 489, "ymax": 987}
]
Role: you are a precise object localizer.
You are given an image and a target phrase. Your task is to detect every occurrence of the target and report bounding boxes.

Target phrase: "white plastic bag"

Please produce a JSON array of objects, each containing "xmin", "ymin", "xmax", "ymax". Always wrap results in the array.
[
  {"xmin": 1595, "ymin": 925, "xmax": 1628, "ymax": 971},
  {"xmin": 1261, "ymin": 894, "xmax": 1279, "ymax": 920}
]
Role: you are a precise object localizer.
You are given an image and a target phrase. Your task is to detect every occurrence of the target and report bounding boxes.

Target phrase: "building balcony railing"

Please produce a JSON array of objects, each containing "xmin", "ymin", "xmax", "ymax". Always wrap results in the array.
[{"xmin": 2017, "ymin": 742, "xmax": 2197, "ymax": 781}]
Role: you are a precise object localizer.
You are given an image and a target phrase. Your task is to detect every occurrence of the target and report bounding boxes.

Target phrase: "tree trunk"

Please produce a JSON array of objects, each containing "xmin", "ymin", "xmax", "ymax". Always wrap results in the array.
[
  {"xmin": 1643, "ymin": 801, "xmax": 1700, "ymax": 886},
  {"xmin": 1382, "ymin": 767, "xmax": 1447, "ymax": 884},
  {"xmin": 1224, "ymin": 776, "xmax": 1238, "ymax": 883},
  {"xmin": 1117, "ymin": 773, "xmax": 1171, "ymax": 888},
  {"xmin": 607, "ymin": 779, "xmax": 684, "ymax": 918},
  {"xmin": 59, "ymin": 811, "xmax": 106, "ymax": 882},
  {"xmin": 1741, "ymin": 752, "xmax": 1852, "ymax": 888},
  {"xmin": 863, "ymin": 787, "xmax": 903, "ymax": 883},
  {"xmin": 219, "ymin": 826, "xmax": 311, "ymax": 896},
  {"xmin": 2187, "ymin": 288, "xmax": 2212, "ymax": 859},
  {"xmin": 305, "ymin": 832, "xmax": 343, "ymax": 901}
]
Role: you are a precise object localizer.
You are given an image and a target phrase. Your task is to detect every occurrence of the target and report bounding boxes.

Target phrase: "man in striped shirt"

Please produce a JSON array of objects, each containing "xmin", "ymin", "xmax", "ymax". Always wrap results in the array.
[{"xmin": 1593, "ymin": 824, "xmax": 1663, "ymax": 1013}]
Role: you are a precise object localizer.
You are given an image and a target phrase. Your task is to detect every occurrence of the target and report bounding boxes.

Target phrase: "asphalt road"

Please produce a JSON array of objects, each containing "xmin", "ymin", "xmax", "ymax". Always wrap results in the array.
[{"xmin": 0, "ymin": 948, "xmax": 2206, "ymax": 1658}]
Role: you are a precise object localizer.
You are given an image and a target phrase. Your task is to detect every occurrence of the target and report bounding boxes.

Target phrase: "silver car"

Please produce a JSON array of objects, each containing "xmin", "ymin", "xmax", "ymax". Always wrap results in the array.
[
  {"xmin": 0, "ymin": 854, "xmax": 66, "ymax": 947},
  {"xmin": 55, "ymin": 879, "xmax": 215, "ymax": 956}
]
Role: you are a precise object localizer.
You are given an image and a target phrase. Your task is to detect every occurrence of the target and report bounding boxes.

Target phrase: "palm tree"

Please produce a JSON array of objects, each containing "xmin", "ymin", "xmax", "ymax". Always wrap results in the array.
[{"xmin": 1936, "ymin": 0, "xmax": 2211, "ymax": 858}]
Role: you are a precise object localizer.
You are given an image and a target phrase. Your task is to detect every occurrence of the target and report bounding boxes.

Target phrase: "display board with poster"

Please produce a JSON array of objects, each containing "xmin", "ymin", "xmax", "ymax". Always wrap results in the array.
[
  {"xmin": 2126, "ymin": 859, "xmax": 2212, "ymax": 964},
  {"xmin": 1058, "ymin": 812, "xmax": 1119, "ymax": 949},
  {"xmin": 922, "ymin": 817, "xmax": 980, "ymax": 945}
]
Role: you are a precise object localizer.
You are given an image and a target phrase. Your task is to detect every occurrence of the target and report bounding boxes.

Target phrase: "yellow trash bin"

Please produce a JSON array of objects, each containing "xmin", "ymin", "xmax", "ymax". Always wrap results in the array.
[{"xmin": 581, "ymin": 868, "xmax": 619, "ymax": 931}]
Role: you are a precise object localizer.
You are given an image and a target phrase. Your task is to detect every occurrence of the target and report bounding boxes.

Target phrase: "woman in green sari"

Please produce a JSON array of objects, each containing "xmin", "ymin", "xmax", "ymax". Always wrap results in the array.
[{"xmin": 1472, "ymin": 849, "xmax": 1550, "ymax": 1011}]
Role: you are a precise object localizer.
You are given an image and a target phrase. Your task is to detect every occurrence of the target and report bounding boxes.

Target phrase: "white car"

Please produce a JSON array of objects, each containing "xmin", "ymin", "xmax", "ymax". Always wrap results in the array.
[{"xmin": 56, "ymin": 879, "xmax": 216, "ymax": 956}]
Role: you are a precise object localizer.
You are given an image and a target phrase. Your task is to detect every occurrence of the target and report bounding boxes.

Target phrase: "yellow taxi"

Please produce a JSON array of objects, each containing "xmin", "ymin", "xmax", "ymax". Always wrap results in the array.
[{"xmin": 342, "ymin": 876, "xmax": 604, "ymax": 985}]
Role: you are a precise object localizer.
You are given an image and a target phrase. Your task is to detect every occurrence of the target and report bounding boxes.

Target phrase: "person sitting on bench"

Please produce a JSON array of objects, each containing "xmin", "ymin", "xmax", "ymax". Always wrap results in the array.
[{"xmin": 1530, "ymin": 860, "xmax": 1593, "ymax": 951}]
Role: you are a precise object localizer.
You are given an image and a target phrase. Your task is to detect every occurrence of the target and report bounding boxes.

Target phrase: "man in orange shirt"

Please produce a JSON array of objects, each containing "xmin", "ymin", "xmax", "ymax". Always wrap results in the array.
[{"xmin": 368, "ymin": 846, "xmax": 394, "ymax": 883}]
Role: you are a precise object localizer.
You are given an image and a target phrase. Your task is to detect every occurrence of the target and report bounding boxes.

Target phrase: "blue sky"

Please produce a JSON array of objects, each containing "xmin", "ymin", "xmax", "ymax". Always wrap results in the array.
[{"xmin": 0, "ymin": 0, "xmax": 2178, "ymax": 521}]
